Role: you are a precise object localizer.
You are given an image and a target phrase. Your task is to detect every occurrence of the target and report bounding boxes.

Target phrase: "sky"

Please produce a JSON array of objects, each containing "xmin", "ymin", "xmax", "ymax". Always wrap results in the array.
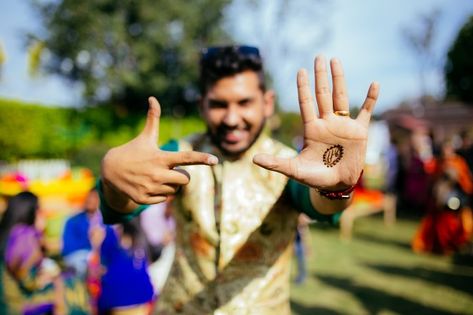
[{"xmin": 0, "ymin": 0, "xmax": 472, "ymax": 114}]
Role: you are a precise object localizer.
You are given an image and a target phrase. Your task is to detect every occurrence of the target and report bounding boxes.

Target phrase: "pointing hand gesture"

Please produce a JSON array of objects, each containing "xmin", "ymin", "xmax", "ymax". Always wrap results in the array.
[
  {"xmin": 253, "ymin": 56, "xmax": 379, "ymax": 191},
  {"xmin": 101, "ymin": 97, "xmax": 218, "ymax": 210}
]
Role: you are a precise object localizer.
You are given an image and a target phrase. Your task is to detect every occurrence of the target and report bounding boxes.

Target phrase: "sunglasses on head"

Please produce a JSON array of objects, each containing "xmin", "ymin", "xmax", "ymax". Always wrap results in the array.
[{"xmin": 201, "ymin": 45, "xmax": 261, "ymax": 61}]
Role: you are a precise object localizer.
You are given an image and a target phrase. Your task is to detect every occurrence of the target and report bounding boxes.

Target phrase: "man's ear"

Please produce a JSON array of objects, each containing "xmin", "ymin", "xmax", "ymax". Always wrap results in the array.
[{"xmin": 263, "ymin": 90, "xmax": 275, "ymax": 117}]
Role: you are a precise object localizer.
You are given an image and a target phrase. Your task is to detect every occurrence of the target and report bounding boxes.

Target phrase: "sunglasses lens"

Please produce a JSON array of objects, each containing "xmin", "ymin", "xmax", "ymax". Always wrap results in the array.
[{"xmin": 201, "ymin": 45, "xmax": 260, "ymax": 61}]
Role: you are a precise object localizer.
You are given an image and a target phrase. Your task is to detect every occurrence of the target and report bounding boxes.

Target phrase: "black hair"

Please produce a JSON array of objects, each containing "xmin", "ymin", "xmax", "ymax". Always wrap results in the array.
[
  {"xmin": 0, "ymin": 191, "xmax": 39, "ymax": 252},
  {"xmin": 199, "ymin": 45, "xmax": 266, "ymax": 95},
  {"xmin": 121, "ymin": 216, "xmax": 152, "ymax": 261}
]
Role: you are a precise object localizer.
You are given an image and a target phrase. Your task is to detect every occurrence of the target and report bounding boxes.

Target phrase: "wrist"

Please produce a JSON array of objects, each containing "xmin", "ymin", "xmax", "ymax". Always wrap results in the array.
[
  {"xmin": 100, "ymin": 178, "xmax": 137, "ymax": 213},
  {"xmin": 316, "ymin": 170, "xmax": 363, "ymax": 200},
  {"xmin": 315, "ymin": 185, "xmax": 355, "ymax": 200}
]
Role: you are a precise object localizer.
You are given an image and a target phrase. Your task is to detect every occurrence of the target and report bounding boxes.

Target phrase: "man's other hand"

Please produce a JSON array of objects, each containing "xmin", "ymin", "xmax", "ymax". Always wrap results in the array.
[
  {"xmin": 101, "ymin": 97, "xmax": 218, "ymax": 211},
  {"xmin": 253, "ymin": 56, "xmax": 379, "ymax": 192}
]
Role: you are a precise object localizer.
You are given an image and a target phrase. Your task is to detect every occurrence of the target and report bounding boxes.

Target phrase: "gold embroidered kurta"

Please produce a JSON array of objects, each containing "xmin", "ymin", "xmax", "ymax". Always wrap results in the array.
[{"xmin": 156, "ymin": 133, "xmax": 299, "ymax": 315}]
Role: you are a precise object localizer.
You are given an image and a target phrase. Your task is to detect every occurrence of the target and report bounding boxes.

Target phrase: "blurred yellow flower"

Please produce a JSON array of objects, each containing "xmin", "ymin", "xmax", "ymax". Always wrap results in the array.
[
  {"xmin": 0, "ymin": 41, "xmax": 6, "ymax": 67},
  {"xmin": 28, "ymin": 40, "xmax": 45, "ymax": 77}
]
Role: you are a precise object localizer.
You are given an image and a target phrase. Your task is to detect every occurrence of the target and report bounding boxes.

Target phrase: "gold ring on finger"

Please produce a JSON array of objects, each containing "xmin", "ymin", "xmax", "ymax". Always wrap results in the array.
[{"xmin": 334, "ymin": 110, "xmax": 350, "ymax": 117}]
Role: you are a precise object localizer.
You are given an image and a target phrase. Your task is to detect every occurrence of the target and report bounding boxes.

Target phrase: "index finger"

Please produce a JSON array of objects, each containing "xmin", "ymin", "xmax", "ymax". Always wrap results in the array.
[{"xmin": 164, "ymin": 151, "xmax": 219, "ymax": 167}]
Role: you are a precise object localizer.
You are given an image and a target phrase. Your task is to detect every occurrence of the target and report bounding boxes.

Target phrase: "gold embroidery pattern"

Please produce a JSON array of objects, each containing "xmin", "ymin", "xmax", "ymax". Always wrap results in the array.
[{"xmin": 156, "ymin": 133, "xmax": 299, "ymax": 315}]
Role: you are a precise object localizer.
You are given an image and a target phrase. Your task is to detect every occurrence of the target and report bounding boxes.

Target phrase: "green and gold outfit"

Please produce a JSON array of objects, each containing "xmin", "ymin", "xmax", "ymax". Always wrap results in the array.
[{"xmin": 100, "ymin": 133, "xmax": 337, "ymax": 315}]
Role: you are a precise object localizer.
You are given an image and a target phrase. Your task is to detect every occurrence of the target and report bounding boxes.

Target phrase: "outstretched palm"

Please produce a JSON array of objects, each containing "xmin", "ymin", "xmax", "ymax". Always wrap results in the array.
[{"xmin": 253, "ymin": 56, "xmax": 379, "ymax": 190}]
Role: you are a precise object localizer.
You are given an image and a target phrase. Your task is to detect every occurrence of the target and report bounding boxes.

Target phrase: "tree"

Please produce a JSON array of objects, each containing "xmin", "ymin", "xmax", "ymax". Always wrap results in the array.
[
  {"xmin": 402, "ymin": 9, "xmax": 441, "ymax": 101},
  {"xmin": 445, "ymin": 15, "xmax": 473, "ymax": 104},
  {"xmin": 29, "ymin": 0, "xmax": 231, "ymax": 115},
  {"xmin": 224, "ymin": 0, "xmax": 331, "ymax": 111}
]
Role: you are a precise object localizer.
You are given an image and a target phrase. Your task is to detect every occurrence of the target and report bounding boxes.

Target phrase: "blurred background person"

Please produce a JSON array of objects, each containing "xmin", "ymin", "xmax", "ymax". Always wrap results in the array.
[
  {"xmin": 293, "ymin": 214, "xmax": 312, "ymax": 285},
  {"xmin": 413, "ymin": 139, "xmax": 473, "ymax": 255},
  {"xmin": 456, "ymin": 129, "xmax": 473, "ymax": 188},
  {"xmin": 61, "ymin": 188, "xmax": 102, "ymax": 278},
  {"xmin": 87, "ymin": 217, "xmax": 155, "ymax": 315},
  {"xmin": 140, "ymin": 199, "xmax": 176, "ymax": 294},
  {"xmin": 383, "ymin": 135, "xmax": 402, "ymax": 226},
  {"xmin": 0, "ymin": 191, "xmax": 65, "ymax": 315},
  {"xmin": 398, "ymin": 134, "xmax": 430, "ymax": 214}
]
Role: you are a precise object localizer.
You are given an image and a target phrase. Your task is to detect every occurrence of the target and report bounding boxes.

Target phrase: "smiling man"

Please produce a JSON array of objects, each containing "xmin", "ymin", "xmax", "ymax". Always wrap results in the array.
[{"xmin": 99, "ymin": 45, "xmax": 379, "ymax": 314}]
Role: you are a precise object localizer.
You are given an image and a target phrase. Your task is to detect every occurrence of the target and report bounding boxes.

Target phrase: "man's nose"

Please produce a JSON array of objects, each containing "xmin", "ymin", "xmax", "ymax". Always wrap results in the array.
[{"xmin": 222, "ymin": 105, "xmax": 240, "ymax": 127}]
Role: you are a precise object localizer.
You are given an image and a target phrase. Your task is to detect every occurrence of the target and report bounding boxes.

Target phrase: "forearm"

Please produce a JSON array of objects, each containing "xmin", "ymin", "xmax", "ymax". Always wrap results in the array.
[{"xmin": 309, "ymin": 188, "xmax": 353, "ymax": 215}]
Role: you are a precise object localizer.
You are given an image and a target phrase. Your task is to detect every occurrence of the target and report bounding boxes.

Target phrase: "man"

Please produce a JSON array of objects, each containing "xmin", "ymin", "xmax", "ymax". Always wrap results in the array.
[
  {"xmin": 62, "ymin": 188, "xmax": 102, "ymax": 278},
  {"xmin": 99, "ymin": 45, "xmax": 379, "ymax": 314}
]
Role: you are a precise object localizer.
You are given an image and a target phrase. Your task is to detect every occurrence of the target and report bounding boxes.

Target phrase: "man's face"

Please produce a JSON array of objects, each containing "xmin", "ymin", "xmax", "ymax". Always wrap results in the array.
[
  {"xmin": 84, "ymin": 190, "xmax": 99, "ymax": 214},
  {"xmin": 201, "ymin": 70, "xmax": 274, "ymax": 157}
]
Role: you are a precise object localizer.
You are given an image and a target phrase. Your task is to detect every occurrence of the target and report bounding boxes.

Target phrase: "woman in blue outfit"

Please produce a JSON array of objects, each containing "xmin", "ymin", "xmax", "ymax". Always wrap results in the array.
[{"xmin": 88, "ymin": 217, "xmax": 155, "ymax": 315}]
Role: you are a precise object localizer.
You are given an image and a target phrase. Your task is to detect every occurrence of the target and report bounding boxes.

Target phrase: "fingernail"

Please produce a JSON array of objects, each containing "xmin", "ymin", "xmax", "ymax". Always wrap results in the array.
[{"xmin": 208, "ymin": 155, "xmax": 219, "ymax": 165}]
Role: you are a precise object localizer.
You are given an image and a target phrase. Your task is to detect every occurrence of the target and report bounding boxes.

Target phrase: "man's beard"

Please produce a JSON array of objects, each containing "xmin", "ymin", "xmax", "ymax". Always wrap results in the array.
[{"xmin": 207, "ymin": 120, "xmax": 266, "ymax": 158}]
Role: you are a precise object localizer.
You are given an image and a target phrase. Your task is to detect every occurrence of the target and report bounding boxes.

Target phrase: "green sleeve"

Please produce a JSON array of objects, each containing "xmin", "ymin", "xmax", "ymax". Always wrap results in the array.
[
  {"xmin": 287, "ymin": 179, "xmax": 341, "ymax": 224},
  {"xmin": 98, "ymin": 139, "xmax": 180, "ymax": 225},
  {"xmin": 97, "ymin": 179, "xmax": 148, "ymax": 224}
]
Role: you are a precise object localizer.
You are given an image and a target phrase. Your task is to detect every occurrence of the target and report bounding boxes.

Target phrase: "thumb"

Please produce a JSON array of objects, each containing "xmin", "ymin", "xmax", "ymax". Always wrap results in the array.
[
  {"xmin": 253, "ymin": 154, "xmax": 296, "ymax": 178},
  {"xmin": 142, "ymin": 96, "xmax": 161, "ymax": 141}
]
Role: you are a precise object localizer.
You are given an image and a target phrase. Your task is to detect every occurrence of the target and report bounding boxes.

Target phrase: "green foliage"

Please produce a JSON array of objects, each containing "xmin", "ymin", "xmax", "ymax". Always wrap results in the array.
[
  {"xmin": 445, "ymin": 16, "xmax": 473, "ymax": 104},
  {"xmin": 70, "ymin": 143, "xmax": 110, "ymax": 176},
  {"xmin": 0, "ymin": 99, "xmax": 71, "ymax": 160},
  {"xmin": 271, "ymin": 112, "xmax": 303, "ymax": 148},
  {"xmin": 0, "ymin": 98, "xmax": 205, "ymax": 169},
  {"xmin": 157, "ymin": 117, "xmax": 206, "ymax": 145},
  {"xmin": 30, "ymin": 0, "xmax": 232, "ymax": 115}
]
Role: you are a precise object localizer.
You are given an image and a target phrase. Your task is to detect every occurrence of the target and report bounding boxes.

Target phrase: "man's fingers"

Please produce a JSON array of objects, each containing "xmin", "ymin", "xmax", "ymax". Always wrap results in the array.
[
  {"xmin": 134, "ymin": 170, "xmax": 191, "ymax": 202},
  {"xmin": 165, "ymin": 151, "xmax": 219, "ymax": 167},
  {"xmin": 134, "ymin": 195, "xmax": 168, "ymax": 205},
  {"xmin": 253, "ymin": 154, "xmax": 296, "ymax": 178},
  {"xmin": 169, "ymin": 168, "xmax": 191, "ymax": 185},
  {"xmin": 357, "ymin": 82, "xmax": 379, "ymax": 125},
  {"xmin": 297, "ymin": 69, "xmax": 317, "ymax": 124},
  {"xmin": 160, "ymin": 168, "xmax": 191, "ymax": 186},
  {"xmin": 142, "ymin": 96, "xmax": 161, "ymax": 141},
  {"xmin": 314, "ymin": 55, "xmax": 333, "ymax": 117},
  {"xmin": 151, "ymin": 184, "xmax": 180, "ymax": 195},
  {"xmin": 330, "ymin": 58, "xmax": 349, "ymax": 112}
]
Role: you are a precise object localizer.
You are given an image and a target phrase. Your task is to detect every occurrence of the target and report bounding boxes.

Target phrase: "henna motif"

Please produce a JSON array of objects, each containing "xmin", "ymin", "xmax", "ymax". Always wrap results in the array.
[{"xmin": 323, "ymin": 144, "xmax": 344, "ymax": 167}]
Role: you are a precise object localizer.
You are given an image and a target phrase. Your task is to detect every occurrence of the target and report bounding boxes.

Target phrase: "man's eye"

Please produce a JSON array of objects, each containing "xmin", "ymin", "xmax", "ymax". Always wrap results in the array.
[
  {"xmin": 238, "ymin": 99, "xmax": 252, "ymax": 106},
  {"xmin": 208, "ymin": 101, "xmax": 227, "ymax": 108}
]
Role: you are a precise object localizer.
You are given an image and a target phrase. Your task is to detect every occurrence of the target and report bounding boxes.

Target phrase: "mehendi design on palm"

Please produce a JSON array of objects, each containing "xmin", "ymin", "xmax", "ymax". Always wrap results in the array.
[{"xmin": 322, "ymin": 144, "xmax": 344, "ymax": 167}]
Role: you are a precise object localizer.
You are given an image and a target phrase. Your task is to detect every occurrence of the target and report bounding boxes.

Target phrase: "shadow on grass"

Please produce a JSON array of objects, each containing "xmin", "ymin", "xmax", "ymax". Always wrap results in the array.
[
  {"xmin": 353, "ymin": 231, "xmax": 413, "ymax": 251},
  {"xmin": 365, "ymin": 263, "xmax": 473, "ymax": 294},
  {"xmin": 453, "ymin": 242, "xmax": 473, "ymax": 267},
  {"xmin": 316, "ymin": 274, "xmax": 452, "ymax": 315},
  {"xmin": 290, "ymin": 300, "xmax": 341, "ymax": 315},
  {"xmin": 453, "ymin": 252, "xmax": 473, "ymax": 266}
]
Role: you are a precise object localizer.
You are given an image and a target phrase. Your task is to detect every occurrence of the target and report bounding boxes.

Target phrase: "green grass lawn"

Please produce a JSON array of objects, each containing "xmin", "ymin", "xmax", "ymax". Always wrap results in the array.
[{"xmin": 290, "ymin": 214, "xmax": 473, "ymax": 315}]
